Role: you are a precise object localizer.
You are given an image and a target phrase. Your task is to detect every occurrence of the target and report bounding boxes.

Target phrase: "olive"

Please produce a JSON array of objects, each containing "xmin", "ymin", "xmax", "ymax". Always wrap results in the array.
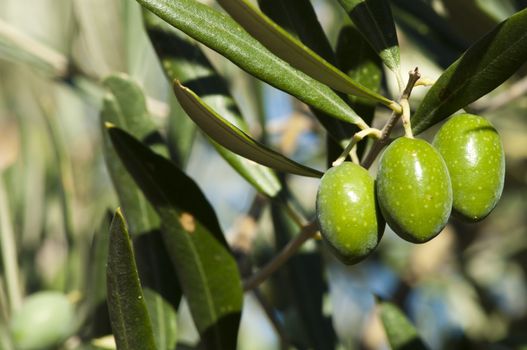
[
  {"xmin": 433, "ymin": 114, "xmax": 505, "ymax": 221},
  {"xmin": 10, "ymin": 291, "xmax": 75, "ymax": 350},
  {"xmin": 377, "ymin": 137, "xmax": 452, "ymax": 243},
  {"xmin": 316, "ymin": 162, "xmax": 384, "ymax": 264}
]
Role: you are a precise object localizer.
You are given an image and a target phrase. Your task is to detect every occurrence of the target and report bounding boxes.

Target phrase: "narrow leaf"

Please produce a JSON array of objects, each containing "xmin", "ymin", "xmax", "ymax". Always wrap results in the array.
[
  {"xmin": 143, "ymin": 10, "xmax": 282, "ymax": 197},
  {"xmin": 107, "ymin": 125, "xmax": 243, "ymax": 349},
  {"xmin": 257, "ymin": 0, "xmax": 358, "ymax": 145},
  {"xmin": 217, "ymin": 0, "xmax": 393, "ymax": 106},
  {"xmin": 412, "ymin": 8, "xmax": 527, "ymax": 134},
  {"xmin": 136, "ymin": 0, "xmax": 370, "ymax": 127},
  {"xmin": 101, "ymin": 73, "xmax": 162, "ymax": 236},
  {"xmin": 143, "ymin": 288, "xmax": 178, "ymax": 350},
  {"xmin": 106, "ymin": 208, "xmax": 157, "ymax": 350},
  {"xmin": 337, "ymin": 0, "xmax": 400, "ymax": 75},
  {"xmin": 377, "ymin": 299, "xmax": 429, "ymax": 350},
  {"xmin": 173, "ymin": 81, "xmax": 323, "ymax": 178}
]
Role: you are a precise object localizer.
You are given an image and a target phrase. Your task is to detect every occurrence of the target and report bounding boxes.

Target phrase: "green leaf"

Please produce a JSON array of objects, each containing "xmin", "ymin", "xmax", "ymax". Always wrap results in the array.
[
  {"xmin": 166, "ymin": 93, "xmax": 197, "ymax": 169},
  {"xmin": 377, "ymin": 299, "xmax": 429, "ymax": 350},
  {"xmin": 143, "ymin": 288, "xmax": 178, "ymax": 350},
  {"xmin": 217, "ymin": 0, "xmax": 393, "ymax": 106},
  {"xmin": 100, "ymin": 73, "xmax": 162, "ymax": 236},
  {"xmin": 107, "ymin": 125, "xmax": 243, "ymax": 350},
  {"xmin": 136, "ymin": 0, "xmax": 371, "ymax": 127},
  {"xmin": 173, "ymin": 81, "xmax": 323, "ymax": 178},
  {"xmin": 106, "ymin": 208, "xmax": 157, "ymax": 350},
  {"xmin": 270, "ymin": 203, "xmax": 335, "ymax": 350},
  {"xmin": 412, "ymin": 8, "xmax": 527, "ymax": 134},
  {"xmin": 143, "ymin": 10, "xmax": 282, "ymax": 197},
  {"xmin": 337, "ymin": 0, "xmax": 400, "ymax": 77}
]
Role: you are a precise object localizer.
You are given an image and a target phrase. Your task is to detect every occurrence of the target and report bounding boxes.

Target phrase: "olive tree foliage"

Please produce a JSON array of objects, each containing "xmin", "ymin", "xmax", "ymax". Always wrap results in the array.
[{"xmin": 0, "ymin": 0, "xmax": 526, "ymax": 349}]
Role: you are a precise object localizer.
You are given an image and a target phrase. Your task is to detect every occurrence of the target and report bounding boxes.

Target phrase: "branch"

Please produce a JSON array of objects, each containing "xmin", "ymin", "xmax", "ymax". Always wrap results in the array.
[
  {"xmin": 243, "ymin": 220, "xmax": 319, "ymax": 291},
  {"xmin": 361, "ymin": 68, "xmax": 421, "ymax": 168}
]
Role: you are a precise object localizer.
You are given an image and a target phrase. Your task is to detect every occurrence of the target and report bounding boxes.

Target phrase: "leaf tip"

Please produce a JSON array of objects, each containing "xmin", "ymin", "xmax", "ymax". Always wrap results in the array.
[{"xmin": 105, "ymin": 121, "xmax": 116, "ymax": 129}]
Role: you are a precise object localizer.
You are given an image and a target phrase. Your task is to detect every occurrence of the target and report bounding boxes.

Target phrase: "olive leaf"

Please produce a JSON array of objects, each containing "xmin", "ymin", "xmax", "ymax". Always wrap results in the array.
[
  {"xmin": 412, "ymin": 7, "xmax": 527, "ymax": 134},
  {"xmin": 136, "ymin": 0, "xmax": 368, "ymax": 127},
  {"xmin": 173, "ymin": 81, "xmax": 324, "ymax": 178},
  {"xmin": 143, "ymin": 10, "xmax": 282, "ymax": 197},
  {"xmin": 217, "ymin": 0, "xmax": 394, "ymax": 107},
  {"xmin": 100, "ymin": 73, "xmax": 161, "ymax": 236},
  {"xmin": 337, "ymin": 0, "xmax": 400, "ymax": 79},
  {"xmin": 107, "ymin": 125, "xmax": 243, "ymax": 349},
  {"xmin": 106, "ymin": 209, "xmax": 157, "ymax": 350},
  {"xmin": 143, "ymin": 288, "xmax": 178, "ymax": 350},
  {"xmin": 377, "ymin": 299, "xmax": 429, "ymax": 350}
]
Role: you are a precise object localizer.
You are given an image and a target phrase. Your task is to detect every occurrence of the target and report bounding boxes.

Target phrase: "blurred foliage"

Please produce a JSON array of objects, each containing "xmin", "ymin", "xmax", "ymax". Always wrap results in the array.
[{"xmin": 0, "ymin": 0, "xmax": 526, "ymax": 349}]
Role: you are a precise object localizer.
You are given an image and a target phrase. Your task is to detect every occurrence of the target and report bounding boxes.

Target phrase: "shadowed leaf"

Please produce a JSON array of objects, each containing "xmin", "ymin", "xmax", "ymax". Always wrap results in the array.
[
  {"xmin": 107, "ymin": 125, "xmax": 243, "ymax": 349},
  {"xmin": 106, "ymin": 209, "xmax": 157, "ymax": 350},
  {"xmin": 412, "ymin": 8, "xmax": 527, "ymax": 134}
]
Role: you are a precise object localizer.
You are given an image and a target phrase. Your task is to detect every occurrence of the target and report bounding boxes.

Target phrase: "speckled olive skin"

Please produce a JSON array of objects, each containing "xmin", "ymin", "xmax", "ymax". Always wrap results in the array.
[
  {"xmin": 377, "ymin": 137, "xmax": 452, "ymax": 243},
  {"xmin": 316, "ymin": 162, "xmax": 384, "ymax": 264},
  {"xmin": 433, "ymin": 114, "xmax": 505, "ymax": 221}
]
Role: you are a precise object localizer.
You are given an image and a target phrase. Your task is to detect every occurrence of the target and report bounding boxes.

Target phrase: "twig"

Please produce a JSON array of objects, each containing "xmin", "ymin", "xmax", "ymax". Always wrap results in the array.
[
  {"xmin": 361, "ymin": 68, "xmax": 421, "ymax": 168},
  {"xmin": 243, "ymin": 220, "xmax": 319, "ymax": 291}
]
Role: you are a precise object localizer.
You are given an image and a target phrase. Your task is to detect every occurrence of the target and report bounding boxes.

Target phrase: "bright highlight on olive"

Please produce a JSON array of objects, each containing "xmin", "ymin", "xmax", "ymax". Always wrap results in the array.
[
  {"xmin": 433, "ymin": 114, "xmax": 505, "ymax": 221},
  {"xmin": 376, "ymin": 137, "xmax": 452, "ymax": 243},
  {"xmin": 316, "ymin": 162, "xmax": 384, "ymax": 264}
]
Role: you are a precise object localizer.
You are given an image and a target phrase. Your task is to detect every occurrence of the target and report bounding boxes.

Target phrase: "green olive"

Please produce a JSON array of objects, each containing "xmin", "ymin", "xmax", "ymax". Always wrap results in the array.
[
  {"xmin": 377, "ymin": 137, "xmax": 452, "ymax": 243},
  {"xmin": 316, "ymin": 162, "xmax": 384, "ymax": 264},
  {"xmin": 10, "ymin": 291, "xmax": 75, "ymax": 350},
  {"xmin": 433, "ymin": 114, "xmax": 505, "ymax": 221}
]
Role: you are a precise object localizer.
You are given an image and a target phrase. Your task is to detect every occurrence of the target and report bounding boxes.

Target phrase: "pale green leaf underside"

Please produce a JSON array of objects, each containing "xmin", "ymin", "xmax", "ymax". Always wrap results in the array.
[
  {"xmin": 217, "ymin": 0, "xmax": 393, "ymax": 106},
  {"xmin": 144, "ymin": 288, "xmax": 178, "ymax": 350},
  {"xmin": 137, "ymin": 0, "xmax": 366, "ymax": 126},
  {"xmin": 173, "ymin": 81, "xmax": 323, "ymax": 178},
  {"xmin": 378, "ymin": 300, "xmax": 429, "ymax": 350}
]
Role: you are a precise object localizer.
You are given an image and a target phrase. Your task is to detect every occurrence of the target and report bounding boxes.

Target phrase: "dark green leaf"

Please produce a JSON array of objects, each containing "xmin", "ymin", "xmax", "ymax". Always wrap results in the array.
[
  {"xmin": 270, "ymin": 203, "xmax": 335, "ymax": 350},
  {"xmin": 143, "ymin": 288, "xmax": 178, "ymax": 350},
  {"xmin": 217, "ymin": 0, "xmax": 393, "ymax": 105},
  {"xmin": 377, "ymin": 299, "xmax": 429, "ymax": 350},
  {"xmin": 173, "ymin": 81, "xmax": 323, "ymax": 178},
  {"xmin": 412, "ymin": 8, "xmax": 527, "ymax": 134},
  {"xmin": 337, "ymin": 0, "xmax": 400, "ymax": 77},
  {"xmin": 100, "ymin": 73, "xmax": 162, "ymax": 236},
  {"xmin": 106, "ymin": 209, "xmax": 157, "ymax": 350},
  {"xmin": 107, "ymin": 125, "xmax": 243, "ymax": 350},
  {"xmin": 136, "ymin": 0, "xmax": 372, "ymax": 127},
  {"xmin": 143, "ymin": 10, "xmax": 282, "ymax": 197}
]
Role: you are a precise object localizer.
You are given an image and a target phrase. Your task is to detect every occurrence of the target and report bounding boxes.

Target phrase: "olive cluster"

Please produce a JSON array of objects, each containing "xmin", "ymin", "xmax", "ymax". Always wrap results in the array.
[{"xmin": 316, "ymin": 114, "xmax": 505, "ymax": 265}]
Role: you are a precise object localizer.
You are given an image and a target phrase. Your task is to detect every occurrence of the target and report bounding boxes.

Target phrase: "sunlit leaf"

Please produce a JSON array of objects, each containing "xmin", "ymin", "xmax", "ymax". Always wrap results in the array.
[
  {"xmin": 412, "ymin": 8, "xmax": 527, "ymax": 134},
  {"xmin": 377, "ymin": 299, "xmax": 429, "ymax": 350},
  {"xmin": 100, "ymin": 73, "xmax": 162, "ymax": 236},
  {"xmin": 136, "ymin": 0, "xmax": 370, "ymax": 127},
  {"xmin": 107, "ymin": 125, "xmax": 243, "ymax": 349},
  {"xmin": 143, "ymin": 288, "xmax": 178, "ymax": 350},
  {"xmin": 106, "ymin": 209, "xmax": 157, "ymax": 350},
  {"xmin": 173, "ymin": 81, "xmax": 324, "ymax": 178},
  {"xmin": 143, "ymin": 10, "xmax": 282, "ymax": 197},
  {"xmin": 217, "ymin": 0, "xmax": 393, "ymax": 106}
]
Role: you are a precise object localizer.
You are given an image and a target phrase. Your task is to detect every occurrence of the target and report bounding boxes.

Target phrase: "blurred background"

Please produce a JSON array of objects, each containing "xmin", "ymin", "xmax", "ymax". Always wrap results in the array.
[{"xmin": 0, "ymin": 0, "xmax": 526, "ymax": 349}]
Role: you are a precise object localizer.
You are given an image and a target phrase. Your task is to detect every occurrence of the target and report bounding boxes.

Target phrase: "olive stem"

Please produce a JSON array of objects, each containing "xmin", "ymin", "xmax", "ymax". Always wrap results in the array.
[
  {"xmin": 332, "ymin": 128, "xmax": 382, "ymax": 167},
  {"xmin": 415, "ymin": 77, "xmax": 435, "ymax": 87},
  {"xmin": 243, "ymin": 220, "xmax": 319, "ymax": 291},
  {"xmin": 400, "ymin": 99, "xmax": 414, "ymax": 138},
  {"xmin": 361, "ymin": 68, "xmax": 421, "ymax": 168}
]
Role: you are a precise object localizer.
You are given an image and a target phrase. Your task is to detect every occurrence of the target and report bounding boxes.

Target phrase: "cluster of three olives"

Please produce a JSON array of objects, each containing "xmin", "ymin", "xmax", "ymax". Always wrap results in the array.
[{"xmin": 316, "ymin": 114, "xmax": 505, "ymax": 264}]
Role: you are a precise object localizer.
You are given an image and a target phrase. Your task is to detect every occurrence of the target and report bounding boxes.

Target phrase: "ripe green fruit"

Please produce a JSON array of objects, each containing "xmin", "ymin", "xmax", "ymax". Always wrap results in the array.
[
  {"xmin": 10, "ymin": 291, "xmax": 75, "ymax": 350},
  {"xmin": 316, "ymin": 162, "xmax": 384, "ymax": 264},
  {"xmin": 433, "ymin": 114, "xmax": 505, "ymax": 221},
  {"xmin": 377, "ymin": 137, "xmax": 452, "ymax": 243}
]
